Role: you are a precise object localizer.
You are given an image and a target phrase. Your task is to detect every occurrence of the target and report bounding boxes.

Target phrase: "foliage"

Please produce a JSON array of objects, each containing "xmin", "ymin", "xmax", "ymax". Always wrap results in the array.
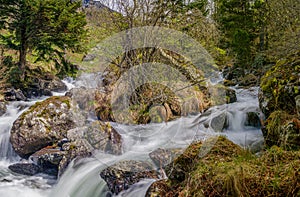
[
  {"xmin": 213, "ymin": 0, "xmax": 266, "ymax": 71},
  {"xmin": 265, "ymin": 0, "xmax": 300, "ymax": 60},
  {"xmin": 0, "ymin": 0, "xmax": 87, "ymax": 78}
]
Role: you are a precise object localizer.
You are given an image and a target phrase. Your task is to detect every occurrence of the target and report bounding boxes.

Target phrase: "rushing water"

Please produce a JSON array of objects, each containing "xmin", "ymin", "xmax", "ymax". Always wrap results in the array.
[{"xmin": 0, "ymin": 74, "xmax": 264, "ymax": 197}]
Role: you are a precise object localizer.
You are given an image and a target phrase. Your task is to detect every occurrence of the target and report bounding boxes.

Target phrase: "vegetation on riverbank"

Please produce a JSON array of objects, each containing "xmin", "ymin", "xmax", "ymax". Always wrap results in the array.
[
  {"xmin": 0, "ymin": 0, "xmax": 299, "ymax": 196},
  {"xmin": 147, "ymin": 137, "xmax": 300, "ymax": 197}
]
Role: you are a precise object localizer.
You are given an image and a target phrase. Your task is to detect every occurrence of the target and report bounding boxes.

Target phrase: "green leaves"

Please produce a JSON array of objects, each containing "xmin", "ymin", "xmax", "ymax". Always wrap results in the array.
[{"xmin": 0, "ymin": 0, "xmax": 87, "ymax": 75}]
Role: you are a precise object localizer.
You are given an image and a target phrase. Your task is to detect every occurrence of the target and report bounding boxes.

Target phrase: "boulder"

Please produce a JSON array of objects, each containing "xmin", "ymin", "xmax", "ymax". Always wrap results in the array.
[
  {"xmin": 259, "ymin": 52, "xmax": 300, "ymax": 118},
  {"xmin": 4, "ymin": 88, "xmax": 26, "ymax": 101},
  {"xmin": 210, "ymin": 112, "xmax": 228, "ymax": 132},
  {"xmin": 8, "ymin": 163, "xmax": 41, "ymax": 176},
  {"xmin": 10, "ymin": 96, "xmax": 77, "ymax": 157},
  {"xmin": 100, "ymin": 160, "xmax": 159, "ymax": 195},
  {"xmin": 264, "ymin": 111, "xmax": 300, "ymax": 150},
  {"xmin": 84, "ymin": 121, "xmax": 122, "ymax": 155},
  {"xmin": 245, "ymin": 112, "xmax": 261, "ymax": 128},
  {"xmin": 58, "ymin": 121, "xmax": 122, "ymax": 176},
  {"xmin": 29, "ymin": 146, "xmax": 66, "ymax": 176},
  {"xmin": 58, "ymin": 139, "xmax": 93, "ymax": 176},
  {"xmin": 0, "ymin": 102, "xmax": 7, "ymax": 116}
]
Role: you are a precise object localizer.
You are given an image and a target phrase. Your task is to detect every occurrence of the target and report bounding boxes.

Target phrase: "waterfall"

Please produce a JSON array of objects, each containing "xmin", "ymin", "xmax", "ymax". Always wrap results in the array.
[
  {"xmin": 0, "ymin": 73, "xmax": 264, "ymax": 197},
  {"xmin": 0, "ymin": 79, "xmax": 75, "ymax": 197},
  {"xmin": 0, "ymin": 100, "xmax": 37, "ymax": 161}
]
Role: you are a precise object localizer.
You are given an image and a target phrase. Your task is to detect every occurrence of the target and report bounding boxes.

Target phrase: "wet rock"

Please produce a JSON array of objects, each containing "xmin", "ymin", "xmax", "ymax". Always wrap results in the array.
[
  {"xmin": 46, "ymin": 77, "xmax": 67, "ymax": 93},
  {"xmin": 58, "ymin": 139, "xmax": 93, "ymax": 176},
  {"xmin": 23, "ymin": 76, "xmax": 67, "ymax": 98},
  {"xmin": 0, "ymin": 102, "xmax": 7, "ymax": 116},
  {"xmin": 149, "ymin": 148, "xmax": 183, "ymax": 168},
  {"xmin": 149, "ymin": 105, "xmax": 168, "ymax": 123},
  {"xmin": 8, "ymin": 163, "xmax": 41, "ymax": 176},
  {"xmin": 10, "ymin": 96, "xmax": 77, "ymax": 157},
  {"xmin": 100, "ymin": 160, "xmax": 159, "ymax": 195},
  {"xmin": 245, "ymin": 112, "xmax": 261, "ymax": 128},
  {"xmin": 4, "ymin": 88, "xmax": 26, "ymax": 101},
  {"xmin": 84, "ymin": 121, "xmax": 122, "ymax": 155},
  {"xmin": 57, "ymin": 122, "xmax": 122, "ymax": 176},
  {"xmin": 210, "ymin": 85, "xmax": 237, "ymax": 105},
  {"xmin": 29, "ymin": 146, "xmax": 65, "ymax": 176},
  {"xmin": 226, "ymin": 88, "xmax": 237, "ymax": 103},
  {"xmin": 211, "ymin": 112, "xmax": 228, "ymax": 132}
]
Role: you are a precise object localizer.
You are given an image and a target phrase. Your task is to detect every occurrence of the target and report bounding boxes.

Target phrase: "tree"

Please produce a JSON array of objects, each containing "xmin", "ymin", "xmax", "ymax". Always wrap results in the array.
[
  {"xmin": 213, "ymin": 0, "xmax": 265, "ymax": 71},
  {"xmin": 0, "ymin": 0, "xmax": 87, "ymax": 79},
  {"xmin": 265, "ymin": 0, "xmax": 300, "ymax": 60}
]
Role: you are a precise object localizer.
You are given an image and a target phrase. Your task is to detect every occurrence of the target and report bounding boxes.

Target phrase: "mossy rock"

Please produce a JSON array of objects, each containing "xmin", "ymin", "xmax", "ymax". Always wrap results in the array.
[
  {"xmin": 10, "ymin": 96, "xmax": 77, "ymax": 157},
  {"xmin": 148, "ymin": 137, "xmax": 300, "ymax": 197},
  {"xmin": 259, "ymin": 51, "xmax": 300, "ymax": 118},
  {"xmin": 239, "ymin": 73, "xmax": 258, "ymax": 87},
  {"xmin": 164, "ymin": 136, "xmax": 242, "ymax": 184},
  {"xmin": 264, "ymin": 110, "xmax": 300, "ymax": 150}
]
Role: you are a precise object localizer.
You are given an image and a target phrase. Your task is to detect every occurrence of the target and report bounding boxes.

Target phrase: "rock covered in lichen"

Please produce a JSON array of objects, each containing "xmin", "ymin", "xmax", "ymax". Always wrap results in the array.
[{"xmin": 10, "ymin": 96, "xmax": 77, "ymax": 157}]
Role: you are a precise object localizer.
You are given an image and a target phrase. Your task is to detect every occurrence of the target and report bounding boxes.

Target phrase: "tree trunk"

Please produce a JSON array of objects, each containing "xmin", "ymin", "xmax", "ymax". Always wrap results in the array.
[
  {"xmin": 19, "ymin": 22, "xmax": 27, "ymax": 81},
  {"xmin": 19, "ymin": 46, "xmax": 26, "ymax": 80}
]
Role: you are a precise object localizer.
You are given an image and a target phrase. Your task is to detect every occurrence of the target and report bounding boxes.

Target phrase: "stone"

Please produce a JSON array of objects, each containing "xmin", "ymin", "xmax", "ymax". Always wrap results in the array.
[
  {"xmin": 264, "ymin": 111, "xmax": 300, "ymax": 150},
  {"xmin": 245, "ymin": 112, "xmax": 261, "ymax": 128},
  {"xmin": 10, "ymin": 96, "xmax": 77, "ymax": 157},
  {"xmin": 84, "ymin": 121, "xmax": 122, "ymax": 155},
  {"xmin": 4, "ymin": 88, "xmax": 26, "ymax": 101},
  {"xmin": 0, "ymin": 102, "xmax": 7, "ymax": 116},
  {"xmin": 8, "ymin": 163, "xmax": 41, "ymax": 176},
  {"xmin": 100, "ymin": 160, "xmax": 159, "ymax": 195},
  {"xmin": 210, "ymin": 112, "xmax": 228, "ymax": 132}
]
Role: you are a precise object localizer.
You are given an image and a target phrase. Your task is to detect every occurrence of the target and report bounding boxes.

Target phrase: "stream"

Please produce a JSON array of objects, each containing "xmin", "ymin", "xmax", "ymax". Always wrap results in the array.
[{"xmin": 0, "ymin": 74, "xmax": 264, "ymax": 197}]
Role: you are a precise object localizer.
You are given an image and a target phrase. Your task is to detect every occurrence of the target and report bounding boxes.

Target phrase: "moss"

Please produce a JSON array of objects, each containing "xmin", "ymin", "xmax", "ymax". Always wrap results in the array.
[
  {"xmin": 264, "ymin": 110, "xmax": 300, "ymax": 150},
  {"xmin": 152, "ymin": 137, "xmax": 300, "ymax": 197},
  {"xmin": 260, "ymin": 51, "xmax": 300, "ymax": 117}
]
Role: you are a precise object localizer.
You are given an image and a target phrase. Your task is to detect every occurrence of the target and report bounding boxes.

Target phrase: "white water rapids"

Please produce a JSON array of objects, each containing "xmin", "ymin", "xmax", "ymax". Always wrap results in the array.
[{"xmin": 0, "ymin": 75, "xmax": 264, "ymax": 197}]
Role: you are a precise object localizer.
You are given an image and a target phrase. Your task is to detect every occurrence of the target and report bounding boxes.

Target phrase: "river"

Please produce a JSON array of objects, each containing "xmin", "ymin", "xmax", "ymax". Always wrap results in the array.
[{"xmin": 0, "ymin": 75, "xmax": 264, "ymax": 197}]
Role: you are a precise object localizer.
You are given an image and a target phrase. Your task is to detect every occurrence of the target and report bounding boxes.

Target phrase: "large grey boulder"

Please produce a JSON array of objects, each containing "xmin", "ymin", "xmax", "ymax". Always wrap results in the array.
[{"xmin": 10, "ymin": 96, "xmax": 78, "ymax": 157}]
